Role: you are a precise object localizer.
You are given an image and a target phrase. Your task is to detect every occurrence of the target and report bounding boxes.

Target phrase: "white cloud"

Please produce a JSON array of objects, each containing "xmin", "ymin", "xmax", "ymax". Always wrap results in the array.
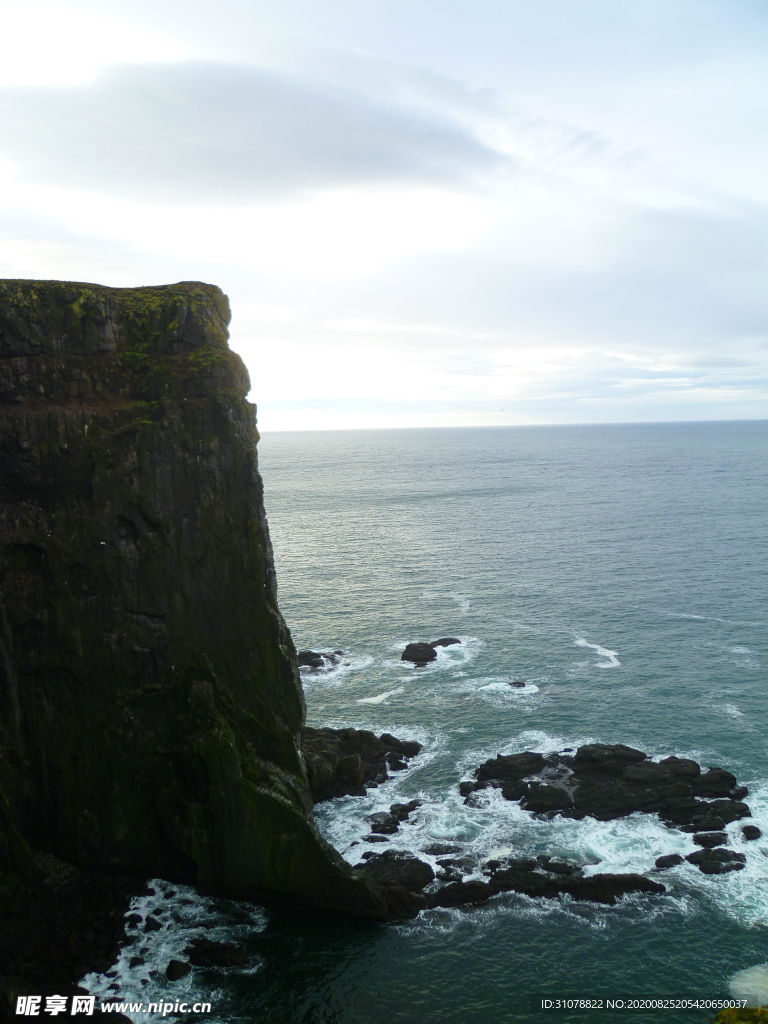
[
  {"xmin": 0, "ymin": 0, "xmax": 767, "ymax": 428},
  {"xmin": 0, "ymin": 62, "xmax": 508, "ymax": 203}
]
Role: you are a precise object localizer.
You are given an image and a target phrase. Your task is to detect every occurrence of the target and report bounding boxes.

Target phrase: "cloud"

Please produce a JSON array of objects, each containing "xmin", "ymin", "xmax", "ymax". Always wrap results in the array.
[{"xmin": 0, "ymin": 61, "xmax": 509, "ymax": 203}]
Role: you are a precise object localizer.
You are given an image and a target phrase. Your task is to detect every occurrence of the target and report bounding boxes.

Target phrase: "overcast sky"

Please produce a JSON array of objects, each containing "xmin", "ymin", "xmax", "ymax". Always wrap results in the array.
[{"xmin": 1, "ymin": 0, "xmax": 767, "ymax": 429}]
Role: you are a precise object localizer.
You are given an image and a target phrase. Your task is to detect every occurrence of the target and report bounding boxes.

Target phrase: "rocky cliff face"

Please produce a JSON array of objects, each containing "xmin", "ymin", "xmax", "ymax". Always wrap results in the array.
[{"xmin": 0, "ymin": 279, "xmax": 383, "ymax": 917}]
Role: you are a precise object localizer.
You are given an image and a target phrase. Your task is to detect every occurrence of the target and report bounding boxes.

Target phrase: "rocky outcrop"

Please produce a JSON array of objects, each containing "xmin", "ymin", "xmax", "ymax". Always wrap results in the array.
[
  {"xmin": 348, "ymin": 848, "xmax": 666, "ymax": 912},
  {"xmin": 460, "ymin": 744, "xmax": 750, "ymax": 832},
  {"xmin": 300, "ymin": 727, "xmax": 422, "ymax": 803},
  {"xmin": 297, "ymin": 650, "xmax": 343, "ymax": 671},
  {"xmin": 401, "ymin": 637, "xmax": 460, "ymax": 665},
  {"xmin": 0, "ymin": 279, "xmax": 386, "ymax": 920},
  {"xmin": 428, "ymin": 862, "xmax": 664, "ymax": 909}
]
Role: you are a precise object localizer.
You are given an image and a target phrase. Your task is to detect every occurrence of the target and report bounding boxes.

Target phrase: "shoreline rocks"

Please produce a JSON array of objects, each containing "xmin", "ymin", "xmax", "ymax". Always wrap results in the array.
[
  {"xmin": 300, "ymin": 728, "xmax": 422, "ymax": 804},
  {"xmin": 0, "ymin": 853, "xmax": 137, "ymax": 1023}
]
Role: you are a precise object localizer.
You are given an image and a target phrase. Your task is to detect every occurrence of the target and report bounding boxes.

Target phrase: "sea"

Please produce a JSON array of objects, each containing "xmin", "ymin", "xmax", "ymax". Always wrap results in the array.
[{"xmin": 84, "ymin": 421, "xmax": 768, "ymax": 1024}]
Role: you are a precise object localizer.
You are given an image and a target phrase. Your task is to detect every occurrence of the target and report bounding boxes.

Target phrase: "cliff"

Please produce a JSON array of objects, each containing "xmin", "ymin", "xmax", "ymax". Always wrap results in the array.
[{"xmin": 0, "ymin": 279, "xmax": 384, "ymax": 918}]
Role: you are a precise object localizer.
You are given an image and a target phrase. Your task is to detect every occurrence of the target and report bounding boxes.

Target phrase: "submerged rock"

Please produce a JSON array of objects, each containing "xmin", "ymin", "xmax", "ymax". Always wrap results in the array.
[
  {"xmin": 0, "ymin": 279, "xmax": 388, "ymax": 924},
  {"xmin": 300, "ymin": 728, "xmax": 422, "ymax": 803}
]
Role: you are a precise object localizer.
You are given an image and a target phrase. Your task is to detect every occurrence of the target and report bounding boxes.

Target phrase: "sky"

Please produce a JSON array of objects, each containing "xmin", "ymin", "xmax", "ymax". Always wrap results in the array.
[{"xmin": 1, "ymin": 0, "xmax": 767, "ymax": 430}]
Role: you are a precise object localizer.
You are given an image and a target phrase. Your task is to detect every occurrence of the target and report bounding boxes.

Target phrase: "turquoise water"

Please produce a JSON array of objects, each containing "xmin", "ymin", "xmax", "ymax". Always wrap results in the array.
[{"xmin": 88, "ymin": 422, "xmax": 768, "ymax": 1024}]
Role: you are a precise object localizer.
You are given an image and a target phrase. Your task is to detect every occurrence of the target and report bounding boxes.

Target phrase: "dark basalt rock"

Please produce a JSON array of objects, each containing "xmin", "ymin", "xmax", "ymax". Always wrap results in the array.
[
  {"xmin": 655, "ymin": 854, "xmax": 684, "ymax": 870},
  {"xmin": 436, "ymin": 856, "xmax": 476, "ymax": 882},
  {"xmin": 430, "ymin": 880, "xmax": 497, "ymax": 908},
  {"xmin": 431, "ymin": 638, "xmax": 460, "ymax": 648},
  {"xmin": 401, "ymin": 642, "xmax": 437, "ymax": 665},
  {"xmin": 353, "ymin": 851, "xmax": 435, "ymax": 894},
  {"xmin": 365, "ymin": 813, "xmax": 400, "ymax": 835},
  {"xmin": 685, "ymin": 848, "xmax": 746, "ymax": 874},
  {"xmin": 427, "ymin": 860, "xmax": 665, "ymax": 909},
  {"xmin": 165, "ymin": 959, "xmax": 191, "ymax": 981},
  {"xmin": 742, "ymin": 825, "xmax": 762, "ymax": 841},
  {"xmin": 300, "ymin": 728, "xmax": 422, "ymax": 803},
  {"xmin": 184, "ymin": 938, "xmax": 248, "ymax": 968},
  {"xmin": 0, "ymin": 853, "xmax": 136, "ymax": 1024},
  {"xmin": 297, "ymin": 650, "xmax": 343, "ymax": 671},
  {"xmin": 462, "ymin": 745, "xmax": 750, "ymax": 832},
  {"xmin": 0, "ymin": 280, "xmax": 390, "ymax": 932},
  {"xmin": 460, "ymin": 743, "xmax": 752, "ymax": 888},
  {"xmin": 693, "ymin": 832, "xmax": 728, "ymax": 849},
  {"xmin": 537, "ymin": 856, "xmax": 577, "ymax": 875},
  {"xmin": 423, "ymin": 843, "xmax": 464, "ymax": 856},
  {"xmin": 365, "ymin": 800, "xmax": 422, "ymax": 836}
]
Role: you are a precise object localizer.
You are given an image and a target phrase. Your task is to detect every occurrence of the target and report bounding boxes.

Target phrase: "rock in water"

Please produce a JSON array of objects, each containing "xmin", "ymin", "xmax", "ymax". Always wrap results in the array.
[
  {"xmin": 462, "ymin": 744, "xmax": 751, "ymax": 830},
  {"xmin": 0, "ymin": 279, "xmax": 386, "ymax": 920},
  {"xmin": 353, "ymin": 850, "xmax": 435, "ymax": 892},
  {"xmin": 401, "ymin": 642, "xmax": 437, "ymax": 665},
  {"xmin": 297, "ymin": 650, "xmax": 343, "ymax": 671},
  {"xmin": 300, "ymin": 727, "xmax": 422, "ymax": 803}
]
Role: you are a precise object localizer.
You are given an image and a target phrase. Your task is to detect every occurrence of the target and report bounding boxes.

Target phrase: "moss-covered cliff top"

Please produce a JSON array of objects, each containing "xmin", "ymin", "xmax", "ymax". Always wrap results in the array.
[
  {"xmin": 0, "ymin": 280, "xmax": 248, "ymax": 410},
  {"xmin": 0, "ymin": 280, "xmax": 231, "ymax": 359}
]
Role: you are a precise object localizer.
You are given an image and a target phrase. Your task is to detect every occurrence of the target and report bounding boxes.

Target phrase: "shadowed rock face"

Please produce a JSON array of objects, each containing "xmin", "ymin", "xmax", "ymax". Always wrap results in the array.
[{"xmin": 0, "ymin": 279, "xmax": 385, "ymax": 918}]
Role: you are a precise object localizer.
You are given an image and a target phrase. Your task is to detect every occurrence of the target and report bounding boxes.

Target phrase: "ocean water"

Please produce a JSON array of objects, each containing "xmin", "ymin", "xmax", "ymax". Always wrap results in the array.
[{"xmin": 86, "ymin": 421, "xmax": 768, "ymax": 1024}]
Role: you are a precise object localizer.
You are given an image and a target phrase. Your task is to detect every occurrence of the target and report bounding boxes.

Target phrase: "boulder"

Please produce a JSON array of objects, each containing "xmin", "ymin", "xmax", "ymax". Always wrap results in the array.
[
  {"xmin": 353, "ymin": 851, "xmax": 435, "ymax": 893},
  {"xmin": 742, "ymin": 825, "xmax": 762, "ymax": 841},
  {"xmin": 297, "ymin": 650, "xmax": 342, "ymax": 671},
  {"xmin": 655, "ymin": 854, "xmax": 684, "ymax": 870},
  {"xmin": 693, "ymin": 832, "xmax": 728, "ymax": 849},
  {"xmin": 423, "ymin": 843, "xmax": 464, "ymax": 856},
  {"xmin": 165, "ymin": 959, "xmax": 191, "ymax": 981},
  {"xmin": 659, "ymin": 756, "xmax": 700, "ymax": 778},
  {"xmin": 430, "ymin": 638, "xmax": 461, "ymax": 648},
  {"xmin": 401, "ymin": 643, "xmax": 437, "ymax": 665},
  {"xmin": 685, "ymin": 848, "xmax": 746, "ymax": 874}
]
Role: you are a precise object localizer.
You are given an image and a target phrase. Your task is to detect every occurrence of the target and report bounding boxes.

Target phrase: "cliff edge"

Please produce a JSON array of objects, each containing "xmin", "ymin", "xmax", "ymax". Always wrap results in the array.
[{"xmin": 0, "ymin": 279, "xmax": 384, "ymax": 918}]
